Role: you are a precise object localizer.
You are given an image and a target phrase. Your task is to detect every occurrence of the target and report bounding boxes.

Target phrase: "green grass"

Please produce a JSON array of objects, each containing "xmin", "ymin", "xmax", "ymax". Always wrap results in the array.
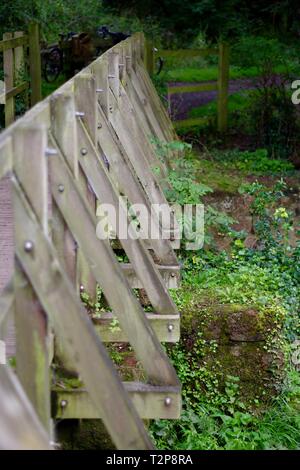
[
  {"xmin": 188, "ymin": 90, "xmax": 251, "ymax": 122},
  {"xmin": 164, "ymin": 63, "xmax": 300, "ymax": 84}
]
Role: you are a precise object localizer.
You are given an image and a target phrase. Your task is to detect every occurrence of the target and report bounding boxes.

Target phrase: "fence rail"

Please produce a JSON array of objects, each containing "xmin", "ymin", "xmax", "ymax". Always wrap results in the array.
[
  {"xmin": 145, "ymin": 42, "xmax": 229, "ymax": 132},
  {"xmin": 1, "ymin": 22, "xmax": 42, "ymax": 127},
  {"xmin": 0, "ymin": 31, "xmax": 181, "ymax": 450}
]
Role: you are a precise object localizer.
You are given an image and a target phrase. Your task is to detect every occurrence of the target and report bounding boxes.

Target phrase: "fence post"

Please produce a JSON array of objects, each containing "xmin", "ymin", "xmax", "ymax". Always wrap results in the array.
[
  {"xmin": 144, "ymin": 39, "xmax": 155, "ymax": 75},
  {"xmin": 28, "ymin": 22, "xmax": 42, "ymax": 106},
  {"xmin": 3, "ymin": 32, "xmax": 15, "ymax": 127},
  {"xmin": 217, "ymin": 42, "xmax": 229, "ymax": 133}
]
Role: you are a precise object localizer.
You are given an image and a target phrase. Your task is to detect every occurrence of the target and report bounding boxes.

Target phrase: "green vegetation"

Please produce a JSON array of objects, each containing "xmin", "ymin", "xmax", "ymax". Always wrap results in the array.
[{"xmin": 149, "ymin": 141, "xmax": 300, "ymax": 449}]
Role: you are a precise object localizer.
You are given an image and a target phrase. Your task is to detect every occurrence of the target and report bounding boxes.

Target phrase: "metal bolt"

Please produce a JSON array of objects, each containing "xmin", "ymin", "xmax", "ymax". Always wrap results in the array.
[
  {"xmin": 45, "ymin": 147, "xmax": 58, "ymax": 156},
  {"xmin": 168, "ymin": 324, "xmax": 174, "ymax": 332},
  {"xmin": 58, "ymin": 184, "xmax": 64, "ymax": 193},
  {"xmin": 96, "ymin": 88, "xmax": 104, "ymax": 93},
  {"xmin": 80, "ymin": 148, "xmax": 88, "ymax": 156},
  {"xmin": 164, "ymin": 397, "xmax": 172, "ymax": 406},
  {"xmin": 109, "ymin": 106, "xmax": 113, "ymax": 113},
  {"xmin": 97, "ymin": 123, "xmax": 102, "ymax": 129},
  {"xmin": 171, "ymin": 272, "xmax": 176, "ymax": 278},
  {"xmin": 24, "ymin": 240, "xmax": 34, "ymax": 253},
  {"xmin": 60, "ymin": 399, "xmax": 68, "ymax": 408},
  {"xmin": 75, "ymin": 111, "xmax": 85, "ymax": 118},
  {"xmin": 80, "ymin": 284, "xmax": 85, "ymax": 293}
]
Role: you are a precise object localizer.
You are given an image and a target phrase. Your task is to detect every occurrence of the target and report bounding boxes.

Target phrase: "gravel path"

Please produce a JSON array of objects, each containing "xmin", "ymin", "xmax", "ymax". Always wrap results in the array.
[{"xmin": 169, "ymin": 77, "xmax": 256, "ymax": 120}]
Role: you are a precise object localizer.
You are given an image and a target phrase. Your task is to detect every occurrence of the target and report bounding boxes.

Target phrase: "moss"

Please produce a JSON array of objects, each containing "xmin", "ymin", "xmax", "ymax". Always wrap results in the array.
[
  {"xmin": 170, "ymin": 286, "xmax": 286, "ymax": 408},
  {"xmin": 56, "ymin": 419, "xmax": 115, "ymax": 450}
]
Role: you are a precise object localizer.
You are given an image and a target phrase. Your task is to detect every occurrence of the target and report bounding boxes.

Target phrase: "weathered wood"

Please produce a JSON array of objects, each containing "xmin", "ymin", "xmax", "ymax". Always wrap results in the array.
[
  {"xmin": 121, "ymin": 263, "xmax": 180, "ymax": 289},
  {"xmin": 95, "ymin": 100, "xmax": 177, "ymax": 264},
  {"xmin": 53, "ymin": 383, "xmax": 181, "ymax": 420},
  {"xmin": 0, "ymin": 366, "xmax": 51, "ymax": 450},
  {"xmin": 71, "ymin": 116, "xmax": 178, "ymax": 315},
  {"xmin": 6, "ymin": 82, "xmax": 29, "ymax": 100},
  {"xmin": 0, "ymin": 135, "xmax": 13, "ymax": 179},
  {"xmin": 12, "ymin": 177, "xmax": 154, "ymax": 450},
  {"xmin": 0, "ymin": 35, "xmax": 28, "ymax": 52},
  {"xmin": 217, "ymin": 43, "xmax": 229, "ymax": 133},
  {"xmin": 93, "ymin": 312, "xmax": 180, "ymax": 343},
  {"xmin": 0, "ymin": 280, "xmax": 14, "ymax": 342},
  {"xmin": 47, "ymin": 140, "xmax": 179, "ymax": 386},
  {"xmin": 144, "ymin": 39, "xmax": 155, "ymax": 75},
  {"xmin": 12, "ymin": 125, "xmax": 51, "ymax": 431},
  {"xmin": 28, "ymin": 22, "xmax": 42, "ymax": 105},
  {"xmin": 3, "ymin": 32, "xmax": 15, "ymax": 127}
]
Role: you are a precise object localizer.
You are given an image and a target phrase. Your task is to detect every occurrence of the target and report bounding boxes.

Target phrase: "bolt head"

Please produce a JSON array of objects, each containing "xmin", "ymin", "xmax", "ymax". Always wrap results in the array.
[
  {"xmin": 58, "ymin": 184, "xmax": 64, "ymax": 193},
  {"xmin": 164, "ymin": 397, "xmax": 172, "ymax": 406},
  {"xmin": 60, "ymin": 400, "xmax": 68, "ymax": 408},
  {"xmin": 80, "ymin": 285, "xmax": 85, "ymax": 293},
  {"xmin": 97, "ymin": 123, "xmax": 102, "ymax": 129},
  {"xmin": 81, "ymin": 148, "xmax": 88, "ymax": 156},
  {"xmin": 171, "ymin": 272, "xmax": 176, "ymax": 277},
  {"xmin": 24, "ymin": 240, "xmax": 34, "ymax": 253},
  {"xmin": 168, "ymin": 324, "xmax": 174, "ymax": 332}
]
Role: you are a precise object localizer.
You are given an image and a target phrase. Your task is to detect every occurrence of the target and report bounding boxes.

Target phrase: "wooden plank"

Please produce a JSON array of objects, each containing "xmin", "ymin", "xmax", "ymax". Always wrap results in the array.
[
  {"xmin": 28, "ymin": 22, "xmax": 42, "ymax": 105},
  {"xmin": 136, "ymin": 62, "xmax": 177, "ymax": 141},
  {"xmin": 13, "ymin": 30, "xmax": 27, "ymax": 114},
  {"xmin": 0, "ymin": 35, "xmax": 28, "ymax": 52},
  {"xmin": 67, "ymin": 118, "xmax": 178, "ymax": 315},
  {"xmin": 217, "ymin": 43, "xmax": 229, "ymax": 133},
  {"xmin": 93, "ymin": 312, "xmax": 180, "ymax": 343},
  {"xmin": 144, "ymin": 39, "xmax": 155, "ymax": 75},
  {"xmin": 94, "ymin": 99, "xmax": 178, "ymax": 264},
  {"xmin": 0, "ymin": 366, "xmax": 51, "ymax": 450},
  {"xmin": 168, "ymin": 82, "xmax": 218, "ymax": 95},
  {"xmin": 124, "ymin": 44, "xmax": 171, "ymax": 146},
  {"xmin": 0, "ymin": 280, "xmax": 14, "ymax": 342},
  {"xmin": 47, "ymin": 142, "xmax": 179, "ymax": 385},
  {"xmin": 12, "ymin": 178, "xmax": 154, "ymax": 450},
  {"xmin": 53, "ymin": 383, "xmax": 181, "ymax": 420},
  {"xmin": 6, "ymin": 82, "xmax": 29, "ymax": 100},
  {"xmin": 71, "ymin": 81, "xmax": 98, "ymax": 299},
  {"xmin": 3, "ymin": 32, "xmax": 15, "ymax": 126},
  {"xmin": 121, "ymin": 263, "xmax": 180, "ymax": 288},
  {"xmin": 12, "ymin": 125, "xmax": 51, "ymax": 431},
  {"xmin": 0, "ymin": 135, "xmax": 13, "ymax": 179},
  {"xmin": 158, "ymin": 48, "xmax": 218, "ymax": 59}
]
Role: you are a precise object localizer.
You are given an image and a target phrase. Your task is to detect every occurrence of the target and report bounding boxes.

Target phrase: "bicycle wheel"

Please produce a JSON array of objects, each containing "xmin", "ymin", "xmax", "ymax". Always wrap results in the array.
[{"xmin": 43, "ymin": 47, "xmax": 63, "ymax": 83}]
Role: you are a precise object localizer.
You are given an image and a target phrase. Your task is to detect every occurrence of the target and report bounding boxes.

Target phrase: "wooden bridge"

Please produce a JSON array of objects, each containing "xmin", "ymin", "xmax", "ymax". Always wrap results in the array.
[{"xmin": 0, "ymin": 32, "xmax": 181, "ymax": 449}]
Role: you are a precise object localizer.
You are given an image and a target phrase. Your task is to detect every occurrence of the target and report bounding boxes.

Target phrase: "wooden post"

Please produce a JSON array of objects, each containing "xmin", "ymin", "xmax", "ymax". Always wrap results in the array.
[
  {"xmin": 14, "ymin": 31, "xmax": 29, "ymax": 110},
  {"xmin": 144, "ymin": 39, "xmax": 154, "ymax": 75},
  {"xmin": 28, "ymin": 22, "xmax": 42, "ymax": 106},
  {"xmin": 217, "ymin": 42, "xmax": 229, "ymax": 133},
  {"xmin": 3, "ymin": 32, "xmax": 15, "ymax": 127},
  {"xmin": 13, "ymin": 125, "xmax": 51, "ymax": 433}
]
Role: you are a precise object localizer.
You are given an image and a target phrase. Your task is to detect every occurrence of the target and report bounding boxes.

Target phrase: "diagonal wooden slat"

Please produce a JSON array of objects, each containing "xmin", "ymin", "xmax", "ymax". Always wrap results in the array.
[
  {"xmin": 0, "ymin": 365, "xmax": 51, "ymax": 450},
  {"xmin": 12, "ymin": 174, "xmax": 154, "ymax": 450},
  {"xmin": 47, "ymin": 138, "xmax": 179, "ymax": 386}
]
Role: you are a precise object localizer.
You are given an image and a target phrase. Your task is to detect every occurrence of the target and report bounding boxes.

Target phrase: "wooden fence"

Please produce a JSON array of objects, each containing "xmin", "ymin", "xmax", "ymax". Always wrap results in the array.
[
  {"xmin": 0, "ymin": 22, "xmax": 42, "ymax": 127},
  {"xmin": 145, "ymin": 42, "xmax": 230, "ymax": 132},
  {"xmin": 0, "ymin": 32, "xmax": 181, "ymax": 450}
]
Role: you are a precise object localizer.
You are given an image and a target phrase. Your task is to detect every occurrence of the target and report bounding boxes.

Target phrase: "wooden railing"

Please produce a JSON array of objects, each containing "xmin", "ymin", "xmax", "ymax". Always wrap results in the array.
[
  {"xmin": 145, "ymin": 42, "xmax": 230, "ymax": 132},
  {"xmin": 0, "ymin": 32, "xmax": 181, "ymax": 450},
  {"xmin": 0, "ymin": 22, "xmax": 42, "ymax": 127}
]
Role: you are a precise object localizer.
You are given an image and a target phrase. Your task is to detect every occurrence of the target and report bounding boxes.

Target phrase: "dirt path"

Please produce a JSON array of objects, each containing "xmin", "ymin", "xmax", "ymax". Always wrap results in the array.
[{"xmin": 168, "ymin": 77, "xmax": 256, "ymax": 120}]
